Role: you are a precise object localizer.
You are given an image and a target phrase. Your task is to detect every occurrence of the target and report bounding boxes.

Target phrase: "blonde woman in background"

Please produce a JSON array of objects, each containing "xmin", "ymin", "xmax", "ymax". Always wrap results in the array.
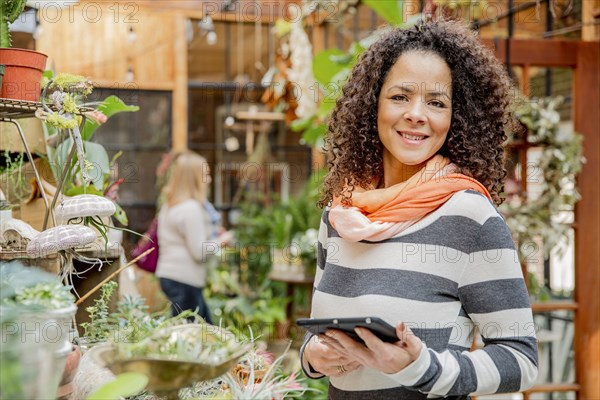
[{"xmin": 155, "ymin": 151, "xmax": 214, "ymax": 323}]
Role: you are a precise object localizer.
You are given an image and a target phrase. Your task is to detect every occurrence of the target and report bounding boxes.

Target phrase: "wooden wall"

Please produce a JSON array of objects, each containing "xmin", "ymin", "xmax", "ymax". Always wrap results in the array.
[
  {"xmin": 36, "ymin": 2, "xmax": 176, "ymax": 90},
  {"xmin": 35, "ymin": 1, "xmax": 188, "ymax": 148}
]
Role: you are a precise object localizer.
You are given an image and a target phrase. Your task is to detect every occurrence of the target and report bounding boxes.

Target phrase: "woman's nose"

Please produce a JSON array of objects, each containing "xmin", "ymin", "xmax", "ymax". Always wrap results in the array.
[{"xmin": 403, "ymin": 102, "xmax": 426, "ymax": 124}]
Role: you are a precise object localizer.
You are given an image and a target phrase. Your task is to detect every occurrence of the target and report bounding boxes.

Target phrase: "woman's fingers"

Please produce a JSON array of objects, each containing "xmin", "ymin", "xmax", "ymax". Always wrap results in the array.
[
  {"xmin": 328, "ymin": 360, "xmax": 363, "ymax": 377},
  {"xmin": 305, "ymin": 335, "xmax": 361, "ymax": 376},
  {"xmin": 396, "ymin": 322, "xmax": 422, "ymax": 359},
  {"xmin": 321, "ymin": 331, "xmax": 363, "ymax": 361},
  {"xmin": 354, "ymin": 326, "xmax": 388, "ymax": 355},
  {"xmin": 345, "ymin": 322, "xmax": 424, "ymax": 374},
  {"xmin": 326, "ymin": 329, "xmax": 374, "ymax": 366},
  {"xmin": 313, "ymin": 323, "xmax": 424, "ymax": 376}
]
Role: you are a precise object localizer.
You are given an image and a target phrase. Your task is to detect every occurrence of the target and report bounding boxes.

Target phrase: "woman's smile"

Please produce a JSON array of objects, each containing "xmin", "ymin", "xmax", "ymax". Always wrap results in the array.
[{"xmin": 397, "ymin": 130, "xmax": 429, "ymax": 143}]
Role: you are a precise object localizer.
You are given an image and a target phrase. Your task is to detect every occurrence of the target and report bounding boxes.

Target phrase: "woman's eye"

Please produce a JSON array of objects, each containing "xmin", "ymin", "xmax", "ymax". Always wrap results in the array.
[
  {"xmin": 429, "ymin": 100, "xmax": 445, "ymax": 108},
  {"xmin": 391, "ymin": 95, "xmax": 407, "ymax": 101}
]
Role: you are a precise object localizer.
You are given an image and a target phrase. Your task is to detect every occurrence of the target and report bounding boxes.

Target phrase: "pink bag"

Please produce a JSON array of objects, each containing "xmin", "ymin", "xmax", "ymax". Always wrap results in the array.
[{"xmin": 131, "ymin": 218, "xmax": 159, "ymax": 273}]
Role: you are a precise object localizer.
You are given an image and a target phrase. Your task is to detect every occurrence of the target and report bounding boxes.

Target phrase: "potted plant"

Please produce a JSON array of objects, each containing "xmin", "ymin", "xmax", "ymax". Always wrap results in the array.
[
  {"xmin": 0, "ymin": 261, "xmax": 77, "ymax": 399},
  {"xmin": 0, "ymin": 0, "xmax": 48, "ymax": 101}
]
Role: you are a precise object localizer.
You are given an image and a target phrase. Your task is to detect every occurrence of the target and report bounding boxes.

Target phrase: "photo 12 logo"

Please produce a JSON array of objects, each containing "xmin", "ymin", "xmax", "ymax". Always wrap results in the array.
[{"xmin": 30, "ymin": 2, "xmax": 139, "ymax": 24}]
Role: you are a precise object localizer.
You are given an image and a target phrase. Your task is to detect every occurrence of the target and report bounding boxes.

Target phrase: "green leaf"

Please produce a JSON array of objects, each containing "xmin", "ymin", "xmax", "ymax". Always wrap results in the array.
[
  {"xmin": 290, "ymin": 115, "xmax": 315, "ymax": 132},
  {"xmin": 42, "ymin": 70, "xmax": 54, "ymax": 81},
  {"xmin": 65, "ymin": 185, "xmax": 104, "ymax": 197},
  {"xmin": 87, "ymin": 372, "xmax": 148, "ymax": 399},
  {"xmin": 81, "ymin": 96, "xmax": 139, "ymax": 141},
  {"xmin": 83, "ymin": 141, "xmax": 110, "ymax": 191},
  {"xmin": 97, "ymin": 95, "xmax": 139, "ymax": 118},
  {"xmin": 329, "ymin": 53, "xmax": 353, "ymax": 65},
  {"xmin": 317, "ymin": 95, "xmax": 337, "ymax": 119},
  {"xmin": 112, "ymin": 202, "xmax": 129, "ymax": 226},
  {"xmin": 312, "ymin": 49, "xmax": 347, "ymax": 87},
  {"xmin": 55, "ymin": 137, "xmax": 79, "ymax": 192},
  {"xmin": 363, "ymin": 0, "xmax": 404, "ymax": 25},
  {"xmin": 55, "ymin": 137, "xmax": 74, "ymax": 169},
  {"xmin": 301, "ymin": 123, "xmax": 327, "ymax": 146},
  {"xmin": 350, "ymin": 42, "xmax": 366, "ymax": 60},
  {"xmin": 110, "ymin": 150, "xmax": 123, "ymax": 166},
  {"xmin": 330, "ymin": 68, "xmax": 351, "ymax": 91}
]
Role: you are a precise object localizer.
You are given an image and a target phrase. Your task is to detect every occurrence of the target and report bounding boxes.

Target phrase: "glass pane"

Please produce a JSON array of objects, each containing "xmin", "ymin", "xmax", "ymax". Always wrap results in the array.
[
  {"xmin": 549, "ymin": 227, "xmax": 575, "ymax": 299},
  {"xmin": 89, "ymin": 88, "xmax": 171, "ymax": 150},
  {"xmin": 529, "ymin": 68, "xmax": 572, "ymax": 121},
  {"xmin": 505, "ymin": 146, "xmax": 523, "ymax": 199},
  {"xmin": 534, "ymin": 310, "xmax": 576, "ymax": 389},
  {"xmin": 121, "ymin": 205, "xmax": 156, "ymax": 249},
  {"xmin": 111, "ymin": 150, "xmax": 164, "ymax": 206}
]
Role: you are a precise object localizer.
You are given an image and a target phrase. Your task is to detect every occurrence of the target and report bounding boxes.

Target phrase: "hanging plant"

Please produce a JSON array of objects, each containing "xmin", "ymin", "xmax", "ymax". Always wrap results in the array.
[{"xmin": 500, "ymin": 96, "xmax": 584, "ymax": 262}]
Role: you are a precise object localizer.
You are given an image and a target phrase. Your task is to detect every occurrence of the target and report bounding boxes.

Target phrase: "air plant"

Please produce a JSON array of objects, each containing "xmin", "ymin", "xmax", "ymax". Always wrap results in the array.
[
  {"xmin": 37, "ymin": 72, "xmax": 138, "ymax": 226},
  {"xmin": 219, "ymin": 342, "xmax": 307, "ymax": 399},
  {"xmin": 36, "ymin": 74, "xmax": 94, "ymax": 185}
]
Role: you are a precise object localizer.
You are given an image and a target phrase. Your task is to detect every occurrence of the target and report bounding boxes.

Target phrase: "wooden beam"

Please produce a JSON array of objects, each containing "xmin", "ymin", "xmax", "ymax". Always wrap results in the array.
[
  {"xmin": 531, "ymin": 301, "xmax": 578, "ymax": 312},
  {"xmin": 524, "ymin": 383, "xmax": 580, "ymax": 394},
  {"xmin": 573, "ymin": 41, "xmax": 600, "ymax": 400},
  {"xmin": 91, "ymin": 79, "xmax": 173, "ymax": 91},
  {"xmin": 172, "ymin": 14, "xmax": 188, "ymax": 151},
  {"xmin": 133, "ymin": 0, "xmax": 291, "ymax": 24},
  {"xmin": 481, "ymin": 39, "xmax": 578, "ymax": 67},
  {"xmin": 235, "ymin": 111, "xmax": 285, "ymax": 121}
]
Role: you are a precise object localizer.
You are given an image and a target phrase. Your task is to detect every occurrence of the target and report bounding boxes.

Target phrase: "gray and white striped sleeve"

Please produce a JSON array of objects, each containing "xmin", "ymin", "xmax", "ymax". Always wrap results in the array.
[
  {"xmin": 386, "ymin": 214, "xmax": 538, "ymax": 397},
  {"xmin": 299, "ymin": 213, "xmax": 329, "ymax": 379}
]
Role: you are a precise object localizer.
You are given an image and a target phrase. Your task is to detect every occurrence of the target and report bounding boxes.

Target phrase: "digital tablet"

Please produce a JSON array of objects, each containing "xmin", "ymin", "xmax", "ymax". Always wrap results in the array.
[{"xmin": 296, "ymin": 317, "xmax": 398, "ymax": 343}]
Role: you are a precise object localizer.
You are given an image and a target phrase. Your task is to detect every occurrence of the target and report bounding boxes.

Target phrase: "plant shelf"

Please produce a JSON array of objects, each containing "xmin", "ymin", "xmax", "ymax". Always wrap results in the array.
[
  {"xmin": 0, "ymin": 97, "xmax": 93, "ymax": 231},
  {"xmin": 0, "ymin": 98, "xmax": 42, "ymax": 119},
  {"xmin": 0, "ymin": 97, "xmax": 93, "ymax": 120}
]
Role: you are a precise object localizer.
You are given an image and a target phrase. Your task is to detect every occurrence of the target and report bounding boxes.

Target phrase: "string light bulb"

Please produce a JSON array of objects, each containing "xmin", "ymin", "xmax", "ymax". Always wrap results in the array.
[
  {"xmin": 206, "ymin": 30, "xmax": 217, "ymax": 46},
  {"xmin": 127, "ymin": 26, "xmax": 137, "ymax": 42},
  {"xmin": 126, "ymin": 66, "xmax": 135, "ymax": 82}
]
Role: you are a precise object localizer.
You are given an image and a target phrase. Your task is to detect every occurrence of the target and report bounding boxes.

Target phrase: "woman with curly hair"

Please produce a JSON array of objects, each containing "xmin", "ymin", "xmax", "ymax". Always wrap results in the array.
[{"xmin": 300, "ymin": 20, "xmax": 538, "ymax": 399}]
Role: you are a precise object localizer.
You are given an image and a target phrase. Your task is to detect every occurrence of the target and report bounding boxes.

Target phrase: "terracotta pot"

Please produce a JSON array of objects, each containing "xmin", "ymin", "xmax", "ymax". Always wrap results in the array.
[
  {"xmin": 232, "ymin": 364, "xmax": 268, "ymax": 384},
  {"xmin": 0, "ymin": 48, "xmax": 47, "ymax": 102},
  {"xmin": 60, "ymin": 345, "xmax": 81, "ymax": 386}
]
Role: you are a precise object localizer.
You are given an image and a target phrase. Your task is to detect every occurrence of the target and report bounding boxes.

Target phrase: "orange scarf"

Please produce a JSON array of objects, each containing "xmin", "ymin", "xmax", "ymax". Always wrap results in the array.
[{"xmin": 329, "ymin": 155, "xmax": 491, "ymax": 242}]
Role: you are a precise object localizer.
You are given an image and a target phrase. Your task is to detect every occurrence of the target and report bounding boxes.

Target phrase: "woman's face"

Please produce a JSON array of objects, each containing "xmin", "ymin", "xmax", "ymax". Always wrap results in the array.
[{"xmin": 377, "ymin": 50, "xmax": 452, "ymax": 173}]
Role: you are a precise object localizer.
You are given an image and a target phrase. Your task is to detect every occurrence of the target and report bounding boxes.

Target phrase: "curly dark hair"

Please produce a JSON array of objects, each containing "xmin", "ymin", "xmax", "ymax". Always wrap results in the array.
[{"xmin": 319, "ymin": 20, "xmax": 516, "ymax": 207}]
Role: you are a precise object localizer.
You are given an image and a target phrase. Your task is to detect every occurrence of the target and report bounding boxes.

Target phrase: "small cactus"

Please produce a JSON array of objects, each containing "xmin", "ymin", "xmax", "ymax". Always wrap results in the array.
[{"xmin": 1, "ymin": 0, "xmax": 28, "ymax": 48}]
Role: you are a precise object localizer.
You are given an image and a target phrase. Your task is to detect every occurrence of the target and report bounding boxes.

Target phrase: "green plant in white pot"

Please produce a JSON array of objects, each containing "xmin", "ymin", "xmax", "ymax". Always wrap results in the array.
[
  {"xmin": 0, "ymin": 261, "xmax": 77, "ymax": 399},
  {"xmin": 0, "ymin": 0, "xmax": 48, "ymax": 101}
]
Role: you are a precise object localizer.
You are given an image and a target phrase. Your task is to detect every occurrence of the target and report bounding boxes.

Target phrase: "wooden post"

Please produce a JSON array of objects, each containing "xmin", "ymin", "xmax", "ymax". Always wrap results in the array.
[
  {"xmin": 172, "ymin": 13, "xmax": 188, "ymax": 151},
  {"xmin": 309, "ymin": 14, "xmax": 327, "ymax": 171},
  {"xmin": 582, "ymin": 0, "xmax": 600, "ymax": 41},
  {"xmin": 573, "ymin": 41, "xmax": 600, "ymax": 400}
]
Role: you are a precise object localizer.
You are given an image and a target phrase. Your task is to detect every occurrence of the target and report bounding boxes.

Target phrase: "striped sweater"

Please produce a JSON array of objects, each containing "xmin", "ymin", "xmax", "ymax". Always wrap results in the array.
[{"xmin": 300, "ymin": 190, "xmax": 538, "ymax": 399}]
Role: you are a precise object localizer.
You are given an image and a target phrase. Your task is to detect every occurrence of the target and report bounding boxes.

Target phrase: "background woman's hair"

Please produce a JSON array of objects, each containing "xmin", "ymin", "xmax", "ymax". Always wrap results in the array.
[
  {"xmin": 320, "ymin": 20, "xmax": 516, "ymax": 207},
  {"xmin": 163, "ymin": 151, "xmax": 209, "ymax": 207}
]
